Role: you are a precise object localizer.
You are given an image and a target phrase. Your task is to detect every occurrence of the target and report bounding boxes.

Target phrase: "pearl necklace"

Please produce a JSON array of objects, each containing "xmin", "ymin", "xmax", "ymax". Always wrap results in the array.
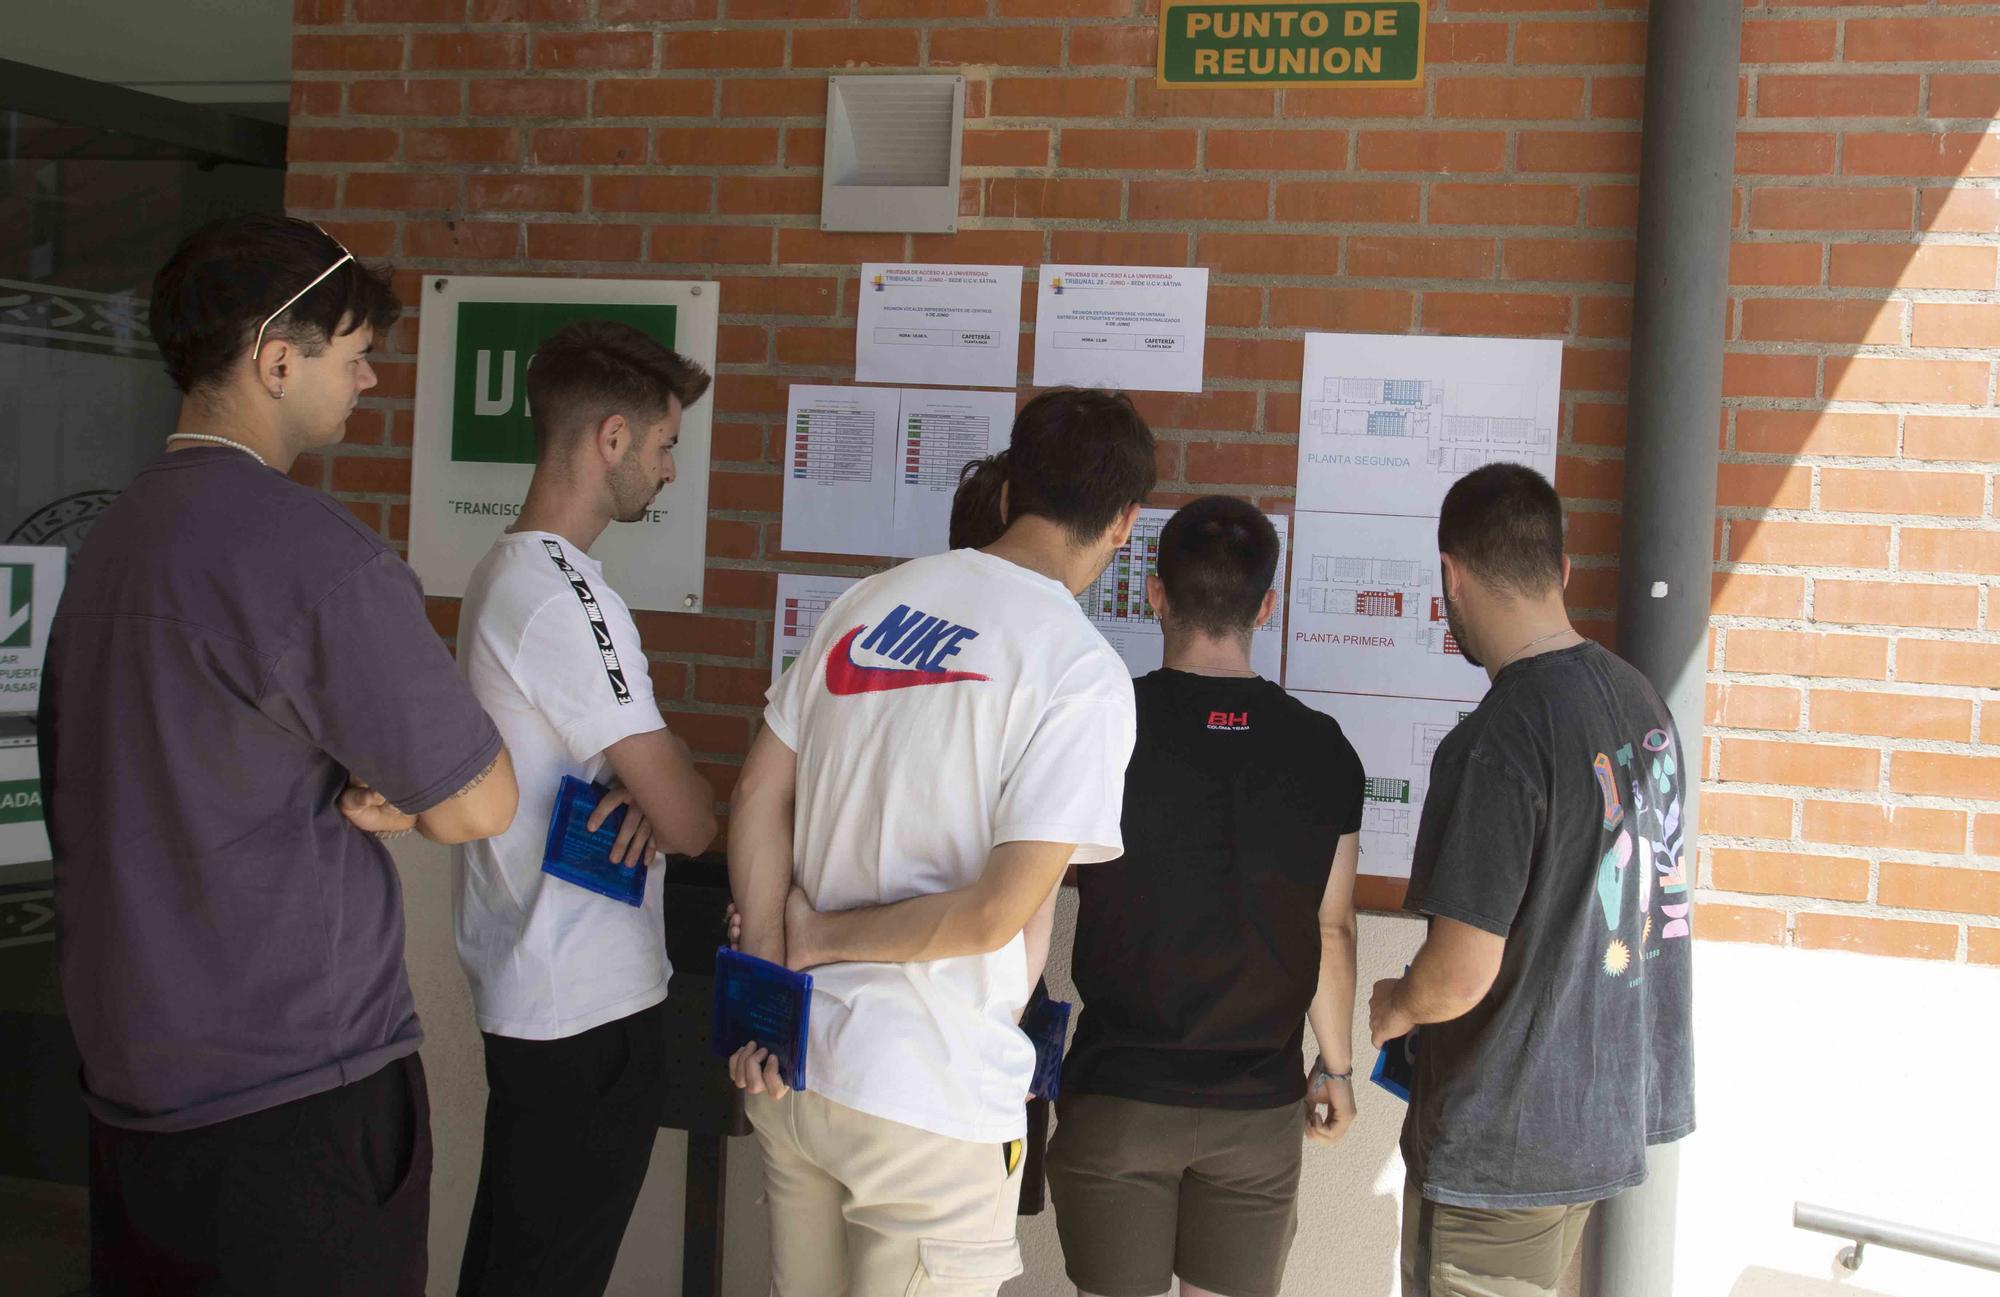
[{"xmin": 167, "ymin": 433, "xmax": 268, "ymax": 468}]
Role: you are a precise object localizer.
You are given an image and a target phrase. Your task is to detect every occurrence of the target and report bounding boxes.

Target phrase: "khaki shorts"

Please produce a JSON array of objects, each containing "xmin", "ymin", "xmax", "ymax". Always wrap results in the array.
[
  {"xmin": 1399, "ymin": 1173, "xmax": 1593, "ymax": 1297},
  {"xmin": 746, "ymin": 1089, "xmax": 1025, "ymax": 1297},
  {"xmin": 1046, "ymin": 1093, "xmax": 1303, "ymax": 1297}
]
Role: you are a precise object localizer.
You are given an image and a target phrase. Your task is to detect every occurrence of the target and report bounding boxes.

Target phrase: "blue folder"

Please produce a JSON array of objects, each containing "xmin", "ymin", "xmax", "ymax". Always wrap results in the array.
[
  {"xmin": 712, "ymin": 947, "xmax": 813, "ymax": 1092},
  {"xmin": 541, "ymin": 776, "xmax": 645, "ymax": 908},
  {"xmin": 1022, "ymin": 998, "xmax": 1071, "ymax": 1102},
  {"xmin": 1370, "ymin": 1029, "xmax": 1419, "ymax": 1103}
]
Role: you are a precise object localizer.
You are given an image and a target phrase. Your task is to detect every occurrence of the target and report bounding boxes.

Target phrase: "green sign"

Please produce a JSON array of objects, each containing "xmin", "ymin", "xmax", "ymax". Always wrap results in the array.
[
  {"xmin": 0, "ymin": 565, "xmax": 30, "ymax": 648},
  {"xmin": 451, "ymin": 301, "xmax": 680, "ymax": 464},
  {"xmin": 1158, "ymin": 2, "xmax": 1425, "ymax": 88},
  {"xmin": 0, "ymin": 779, "xmax": 41, "ymax": 825}
]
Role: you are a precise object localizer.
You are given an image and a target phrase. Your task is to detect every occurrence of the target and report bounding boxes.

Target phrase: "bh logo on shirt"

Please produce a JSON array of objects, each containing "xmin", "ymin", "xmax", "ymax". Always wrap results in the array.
[
  {"xmin": 826, "ymin": 604, "xmax": 989, "ymax": 696},
  {"xmin": 1206, "ymin": 709, "xmax": 1250, "ymax": 732}
]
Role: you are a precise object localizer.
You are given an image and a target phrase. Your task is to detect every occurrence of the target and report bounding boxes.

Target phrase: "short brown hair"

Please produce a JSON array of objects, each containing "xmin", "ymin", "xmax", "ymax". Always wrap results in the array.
[
  {"xmin": 1438, "ymin": 463, "xmax": 1565, "ymax": 595},
  {"xmin": 525, "ymin": 319, "xmax": 711, "ymax": 457},
  {"xmin": 1004, "ymin": 389, "xmax": 1156, "ymax": 546}
]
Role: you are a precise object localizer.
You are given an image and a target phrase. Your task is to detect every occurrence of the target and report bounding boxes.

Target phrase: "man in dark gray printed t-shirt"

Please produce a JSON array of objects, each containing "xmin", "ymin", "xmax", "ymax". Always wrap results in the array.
[
  {"xmin": 37, "ymin": 215, "xmax": 519, "ymax": 1297},
  {"xmin": 1368, "ymin": 464, "xmax": 1695, "ymax": 1297}
]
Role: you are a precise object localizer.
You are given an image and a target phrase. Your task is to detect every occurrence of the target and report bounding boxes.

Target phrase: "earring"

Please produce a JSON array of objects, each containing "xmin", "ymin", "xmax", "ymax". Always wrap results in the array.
[{"xmin": 275, "ymin": 386, "xmax": 285, "ymax": 400}]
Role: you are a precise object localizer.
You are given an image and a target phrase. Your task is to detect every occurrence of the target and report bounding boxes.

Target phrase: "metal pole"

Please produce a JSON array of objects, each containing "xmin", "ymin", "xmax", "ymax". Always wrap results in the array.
[{"xmin": 1595, "ymin": 2, "xmax": 1742, "ymax": 1294}]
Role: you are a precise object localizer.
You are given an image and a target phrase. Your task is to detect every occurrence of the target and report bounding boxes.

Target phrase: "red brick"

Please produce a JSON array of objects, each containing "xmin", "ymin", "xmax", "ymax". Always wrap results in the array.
[
  {"xmin": 777, "ymin": 229, "xmax": 907, "ymax": 265},
  {"xmin": 1817, "ymin": 582, "xmax": 1981, "ymax": 631},
  {"xmin": 1197, "ymin": 233, "xmax": 1338, "ymax": 277},
  {"xmin": 525, "ymin": 223, "xmax": 644, "ymax": 262},
  {"xmin": 345, "ymin": 171, "xmax": 458, "ymax": 211},
  {"xmin": 1881, "ymin": 865, "xmax": 2000, "ymax": 919},
  {"xmin": 1980, "ymin": 818, "xmax": 2000, "ymax": 860},
  {"xmin": 330, "ymin": 454, "xmax": 412, "ymax": 495},
  {"xmin": 914, "ymin": 230, "xmax": 1047, "ymax": 264},
  {"xmin": 1435, "ymin": 76, "xmax": 1586, "ymax": 121},
  {"xmin": 535, "ymin": 31, "xmax": 652, "ymax": 71},
  {"xmin": 793, "ymin": 28, "xmax": 920, "ymax": 68},
  {"xmin": 655, "ymin": 127, "xmax": 778, "ymax": 167},
  {"xmin": 590, "ymin": 175, "xmax": 711, "ymax": 214},
  {"xmin": 1725, "ymin": 630, "xmax": 1889, "ymax": 681},
  {"xmin": 996, "ymin": 0, "xmax": 1127, "ymax": 14},
  {"xmin": 291, "ymin": 81, "xmax": 343, "ymax": 118},
  {"xmin": 1207, "ymin": 130, "xmax": 1346, "ymax": 172},
  {"xmin": 1735, "ymin": 132, "xmax": 1835, "ymax": 178},
  {"xmin": 1846, "ymin": 133, "xmax": 2000, "ymax": 180},
  {"xmin": 1703, "ymin": 792, "xmax": 1794, "ymax": 841},
  {"xmin": 1736, "ymin": 242, "xmax": 1832, "ymax": 288},
  {"xmin": 293, "ymin": 34, "xmax": 405, "ymax": 72},
  {"xmin": 1712, "ymin": 849, "xmax": 1868, "ymax": 903},
  {"xmin": 1752, "ymin": 187, "xmax": 1913, "ymax": 232},
  {"xmin": 1932, "ymin": 74, "xmax": 2000, "ymax": 121},
  {"xmin": 1283, "ymin": 85, "xmax": 1426, "ymax": 118},
  {"xmin": 1978, "ymin": 928, "xmax": 2000, "ymax": 966},
  {"xmin": 403, "ymin": 220, "xmax": 519, "ymax": 261},
  {"xmin": 1586, "ymin": 183, "xmax": 1639, "ymax": 229},
  {"xmin": 964, "ymin": 129, "xmax": 1050, "ymax": 167},
  {"xmin": 1736, "ymin": 411, "xmax": 1896, "ymax": 458},
  {"xmin": 1847, "ymin": 18, "xmax": 2000, "ymax": 64},
  {"xmin": 1922, "ymin": 188, "xmax": 2000, "ymax": 234},
  {"xmin": 991, "ymin": 77, "xmax": 1127, "ymax": 118},
  {"xmin": 1716, "ymin": 682, "xmax": 1802, "ymax": 731},
  {"xmin": 404, "ymin": 126, "xmax": 517, "ymax": 164},
  {"xmin": 1516, "ymin": 21, "xmax": 1646, "ymax": 67},
  {"xmin": 1123, "ymin": 391, "xmax": 1258, "ymax": 434},
  {"xmin": 1906, "ymin": 417, "xmax": 2000, "ymax": 462},
  {"xmin": 464, "ymin": 78, "xmax": 587, "ymax": 118},
  {"xmin": 1430, "ymin": 184, "xmax": 1580, "ymax": 227},
  {"xmin": 289, "ymin": 127, "xmax": 400, "ymax": 165},
  {"xmin": 1900, "ymin": 530, "xmax": 2000, "ymax": 577},
  {"xmin": 1915, "ymin": 303, "xmax": 2000, "ymax": 350},
  {"xmin": 466, "ymin": 173, "xmax": 584, "ymax": 213},
  {"xmin": 1131, "ymin": 82, "xmax": 1275, "ymax": 120},
  {"xmin": 1269, "ymin": 287, "xmax": 1414, "ymax": 333},
  {"xmin": 1740, "ymin": 299, "xmax": 1902, "ymax": 346},
  {"xmin": 1348, "ymin": 236, "xmax": 1495, "ymax": 280},
  {"xmin": 1423, "ymin": 292, "xmax": 1571, "ymax": 336},
  {"xmin": 1275, "ymin": 182, "xmax": 1419, "ymax": 224},
  {"xmin": 349, "ymin": 79, "xmax": 462, "ymax": 117},
  {"xmin": 1716, "ymin": 462, "xmax": 1811, "ymax": 510},
  {"xmin": 532, "ymin": 127, "xmax": 648, "ymax": 166},
  {"xmin": 1694, "ymin": 904, "xmax": 1786, "ymax": 946},
  {"xmin": 1185, "ymin": 441, "xmax": 1299, "ymax": 488},
  {"xmin": 985, "ymin": 178, "xmax": 1121, "ymax": 220},
  {"xmin": 1132, "ymin": 179, "xmax": 1267, "ymax": 222},
  {"xmin": 595, "ymin": 79, "xmax": 712, "ymax": 118},
  {"xmin": 929, "ymin": 25, "xmax": 1063, "ymax": 67},
  {"xmin": 409, "ymin": 32, "xmax": 525, "ymax": 71},
  {"xmin": 296, "ymin": 0, "xmax": 345, "ymax": 24},
  {"xmin": 1757, "ymin": 75, "xmax": 1920, "ymax": 119},
  {"xmin": 1826, "ymin": 357, "xmax": 1989, "ymax": 405},
  {"xmin": 661, "ymin": 30, "xmax": 785, "ymax": 71},
  {"xmin": 1719, "ymin": 739, "xmax": 1879, "ymax": 791},
  {"xmin": 1062, "ymin": 129, "xmax": 1198, "ymax": 171},
  {"xmin": 659, "ymin": 710, "xmax": 753, "ymax": 756},
  {"xmin": 1204, "ymin": 338, "xmax": 1304, "ymax": 383},
  {"xmin": 1810, "ymin": 690, "xmax": 1973, "ymax": 743},
  {"xmin": 773, "ymin": 325, "xmax": 856, "ymax": 368},
  {"xmin": 1821, "ymin": 469, "xmax": 1985, "ymax": 518},
  {"xmin": 1830, "ymin": 244, "xmax": 1995, "ymax": 291},
  {"xmin": 1897, "ymin": 640, "xmax": 2000, "ymax": 690},
  {"xmin": 1741, "ymin": 19, "xmax": 1838, "ymax": 65},
  {"xmin": 1068, "ymin": 24, "xmax": 1158, "ymax": 67},
  {"xmin": 1517, "ymin": 130, "xmax": 1642, "ymax": 175},
  {"xmin": 718, "ymin": 78, "xmax": 824, "ymax": 118},
  {"xmin": 1797, "ymin": 914, "xmax": 1958, "ymax": 962},
  {"xmin": 1721, "ymin": 354, "xmax": 1816, "ymax": 400},
  {"xmin": 1711, "ymin": 572, "xmax": 1805, "ymax": 620},
  {"xmin": 649, "ymin": 225, "xmax": 774, "ymax": 266},
  {"xmin": 716, "ymin": 177, "xmax": 822, "ymax": 216},
  {"xmin": 1428, "ymin": 21, "xmax": 1509, "ymax": 65},
  {"xmin": 1355, "ymin": 132, "xmax": 1505, "ymax": 175},
  {"xmin": 1050, "ymin": 230, "xmax": 1186, "ymax": 265},
  {"xmin": 1892, "ymin": 751, "xmax": 2000, "ymax": 800},
  {"xmin": 1502, "ymin": 237, "xmax": 1633, "ymax": 284},
  {"xmin": 1809, "ymin": 801, "xmax": 1969, "ymax": 856}
]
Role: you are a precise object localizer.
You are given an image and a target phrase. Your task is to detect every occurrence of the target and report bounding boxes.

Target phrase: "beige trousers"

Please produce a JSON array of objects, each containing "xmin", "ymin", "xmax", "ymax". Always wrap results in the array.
[{"xmin": 746, "ymin": 1089, "xmax": 1025, "ymax": 1297}]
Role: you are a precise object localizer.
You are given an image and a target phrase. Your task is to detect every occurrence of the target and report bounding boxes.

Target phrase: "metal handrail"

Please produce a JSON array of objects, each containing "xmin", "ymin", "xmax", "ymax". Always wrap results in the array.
[{"xmin": 1794, "ymin": 1203, "xmax": 2000, "ymax": 1275}]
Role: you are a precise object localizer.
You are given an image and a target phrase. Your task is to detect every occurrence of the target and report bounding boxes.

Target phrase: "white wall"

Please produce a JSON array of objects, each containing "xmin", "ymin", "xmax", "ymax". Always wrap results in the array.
[
  {"xmin": 394, "ymin": 838, "xmax": 1999, "ymax": 1296},
  {"xmin": 5, "ymin": 0, "xmax": 290, "ymax": 103}
]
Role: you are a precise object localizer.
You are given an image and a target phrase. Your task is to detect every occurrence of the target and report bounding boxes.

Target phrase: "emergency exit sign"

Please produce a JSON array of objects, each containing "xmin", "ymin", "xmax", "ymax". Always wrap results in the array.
[{"xmin": 1157, "ymin": 3, "xmax": 1425, "ymax": 89}]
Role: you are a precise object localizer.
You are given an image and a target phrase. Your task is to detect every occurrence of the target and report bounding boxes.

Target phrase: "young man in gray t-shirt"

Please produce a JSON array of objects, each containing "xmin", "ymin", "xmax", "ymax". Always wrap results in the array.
[{"xmin": 40, "ymin": 215, "xmax": 518, "ymax": 1296}]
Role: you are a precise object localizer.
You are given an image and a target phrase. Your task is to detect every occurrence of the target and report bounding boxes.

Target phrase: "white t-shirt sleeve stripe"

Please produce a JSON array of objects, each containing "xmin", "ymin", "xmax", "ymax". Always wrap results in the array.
[{"xmin": 514, "ymin": 596, "xmax": 663, "ymax": 769}]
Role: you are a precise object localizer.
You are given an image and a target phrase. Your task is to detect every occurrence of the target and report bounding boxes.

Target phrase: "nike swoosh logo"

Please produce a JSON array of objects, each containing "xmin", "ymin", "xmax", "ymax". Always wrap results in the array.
[{"xmin": 824, "ymin": 626, "xmax": 990, "ymax": 696}]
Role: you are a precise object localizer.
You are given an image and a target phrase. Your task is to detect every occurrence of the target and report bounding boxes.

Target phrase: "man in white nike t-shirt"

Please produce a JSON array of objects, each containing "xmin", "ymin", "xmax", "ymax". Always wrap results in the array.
[
  {"xmin": 453, "ymin": 321, "xmax": 719, "ymax": 1297},
  {"xmin": 728, "ymin": 388, "xmax": 1157, "ymax": 1296}
]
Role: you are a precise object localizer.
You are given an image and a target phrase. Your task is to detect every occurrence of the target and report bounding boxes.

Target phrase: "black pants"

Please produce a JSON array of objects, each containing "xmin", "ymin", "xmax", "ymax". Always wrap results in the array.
[
  {"xmin": 88, "ymin": 1053, "xmax": 431, "ymax": 1297},
  {"xmin": 457, "ymin": 1000, "xmax": 666, "ymax": 1297}
]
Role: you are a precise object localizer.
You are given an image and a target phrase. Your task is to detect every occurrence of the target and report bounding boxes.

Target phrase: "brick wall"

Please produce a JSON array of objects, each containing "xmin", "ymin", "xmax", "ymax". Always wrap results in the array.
[{"xmin": 286, "ymin": 0, "xmax": 2000, "ymax": 960}]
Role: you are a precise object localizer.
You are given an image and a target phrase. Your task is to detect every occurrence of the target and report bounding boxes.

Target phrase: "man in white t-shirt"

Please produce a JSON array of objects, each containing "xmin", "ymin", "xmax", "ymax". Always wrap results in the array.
[
  {"xmin": 727, "ymin": 389, "xmax": 1158, "ymax": 1296},
  {"xmin": 453, "ymin": 320, "xmax": 719, "ymax": 1297}
]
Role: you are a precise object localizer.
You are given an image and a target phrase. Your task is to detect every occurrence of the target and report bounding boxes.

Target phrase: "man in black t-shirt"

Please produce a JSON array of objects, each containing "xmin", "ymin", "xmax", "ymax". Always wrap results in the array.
[
  {"xmin": 1049, "ymin": 496, "xmax": 1365, "ymax": 1297},
  {"xmin": 1369, "ymin": 464, "xmax": 1695, "ymax": 1297}
]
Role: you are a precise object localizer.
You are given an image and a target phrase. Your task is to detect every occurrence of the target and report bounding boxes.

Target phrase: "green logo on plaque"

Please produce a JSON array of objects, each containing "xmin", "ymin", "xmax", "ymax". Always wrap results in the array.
[
  {"xmin": 451, "ymin": 301, "xmax": 680, "ymax": 464},
  {"xmin": 1157, "ymin": 3, "xmax": 1425, "ymax": 88},
  {"xmin": 1, "ymin": 566, "xmax": 32, "ymax": 648},
  {"xmin": 0, "ymin": 779, "xmax": 41, "ymax": 825}
]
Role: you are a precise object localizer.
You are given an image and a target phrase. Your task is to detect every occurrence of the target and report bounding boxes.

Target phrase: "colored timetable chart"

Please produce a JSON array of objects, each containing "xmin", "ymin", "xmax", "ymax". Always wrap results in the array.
[
  {"xmin": 781, "ymin": 385, "xmax": 1011, "ymax": 559},
  {"xmin": 1078, "ymin": 507, "xmax": 1289, "ymax": 680},
  {"xmin": 772, "ymin": 573, "xmax": 861, "ymax": 685}
]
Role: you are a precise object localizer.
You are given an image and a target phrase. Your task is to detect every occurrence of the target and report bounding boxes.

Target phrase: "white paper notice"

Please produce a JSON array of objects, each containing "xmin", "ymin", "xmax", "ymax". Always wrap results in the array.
[
  {"xmin": 782, "ymin": 384, "xmax": 1013, "ymax": 559},
  {"xmin": 855, "ymin": 263, "xmax": 1024, "ymax": 390},
  {"xmin": 1077, "ymin": 508, "xmax": 1288, "ymax": 680},
  {"xmin": 1292, "ymin": 692, "xmax": 1476, "ymax": 881},
  {"xmin": 0, "ymin": 546, "xmax": 65, "ymax": 716},
  {"xmin": 772, "ymin": 572, "xmax": 862, "ymax": 686},
  {"xmin": 1296, "ymin": 333, "xmax": 1561, "ymax": 518},
  {"xmin": 1032, "ymin": 265, "xmax": 1209, "ymax": 394}
]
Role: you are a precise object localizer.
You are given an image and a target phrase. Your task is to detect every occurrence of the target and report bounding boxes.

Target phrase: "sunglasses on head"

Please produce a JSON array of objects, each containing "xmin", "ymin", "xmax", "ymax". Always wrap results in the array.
[{"xmin": 249, "ymin": 224, "xmax": 355, "ymax": 361}]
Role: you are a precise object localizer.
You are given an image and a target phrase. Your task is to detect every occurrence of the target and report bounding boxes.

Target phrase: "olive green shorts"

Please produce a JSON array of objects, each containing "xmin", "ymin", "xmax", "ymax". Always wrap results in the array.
[
  {"xmin": 1046, "ymin": 1093, "xmax": 1303, "ymax": 1297},
  {"xmin": 1399, "ymin": 1173, "xmax": 1593, "ymax": 1297}
]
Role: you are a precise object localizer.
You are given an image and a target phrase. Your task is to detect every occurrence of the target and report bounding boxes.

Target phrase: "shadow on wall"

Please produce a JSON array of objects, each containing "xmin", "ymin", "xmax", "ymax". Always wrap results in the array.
[{"xmin": 1730, "ymin": 1265, "xmax": 1897, "ymax": 1297}]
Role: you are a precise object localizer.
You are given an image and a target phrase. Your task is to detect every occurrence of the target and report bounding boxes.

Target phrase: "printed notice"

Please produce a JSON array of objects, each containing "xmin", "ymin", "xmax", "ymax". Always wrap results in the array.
[
  {"xmin": 1079, "ymin": 507, "xmax": 1289, "ymax": 680},
  {"xmin": 1289, "ymin": 691, "xmax": 1471, "ymax": 881},
  {"xmin": 0, "ymin": 546, "xmax": 65, "ymax": 716},
  {"xmin": 1296, "ymin": 332, "xmax": 1560, "ymax": 518},
  {"xmin": 855, "ymin": 263, "xmax": 1025, "ymax": 390},
  {"xmin": 1033, "ymin": 265, "xmax": 1209, "ymax": 394},
  {"xmin": 782, "ymin": 384, "xmax": 1014, "ymax": 559},
  {"xmin": 773, "ymin": 573, "xmax": 862, "ymax": 685}
]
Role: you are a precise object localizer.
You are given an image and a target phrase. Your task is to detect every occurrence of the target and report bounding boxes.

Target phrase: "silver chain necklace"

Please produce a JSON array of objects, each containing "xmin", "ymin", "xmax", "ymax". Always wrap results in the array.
[
  {"xmin": 1495, "ymin": 627, "xmax": 1579, "ymax": 674},
  {"xmin": 166, "ymin": 433, "xmax": 269, "ymax": 468}
]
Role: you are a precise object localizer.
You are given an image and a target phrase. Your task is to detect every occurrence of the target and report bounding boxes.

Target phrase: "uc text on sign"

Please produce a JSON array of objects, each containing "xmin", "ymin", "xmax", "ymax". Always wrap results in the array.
[{"xmin": 1157, "ymin": 3, "xmax": 1426, "ymax": 89}]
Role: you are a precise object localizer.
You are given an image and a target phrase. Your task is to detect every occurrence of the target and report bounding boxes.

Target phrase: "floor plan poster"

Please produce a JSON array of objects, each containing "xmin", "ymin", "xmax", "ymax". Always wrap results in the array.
[
  {"xmin": 1078, "ymin": 508, "xmax": 1289, "ymax": 680},
  {"xmin": 1296, "ymin": 333, "xmax": 1561, "ymax": 517},
  {"xmin": 782, "ymin": 385, "xmax": 1013, "ymax": 559},
  {"xmin": 1284, "ymin": 511, "xmax": 1488, "ymax": 702},
  {"xmin": 1291, "ymin": 691, "xmax": 1474, "ymax": 880},
  {"xmin": 1033, "ymin": 265, "xmax": 1209, "ymax": 394},
  {"xmin": 855, "ymin": 263, "xmax": 1024, "ymax": 390},
  {"xmin": 772, "ymin": 573, "xmax": 862, "ymax": 685}
]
